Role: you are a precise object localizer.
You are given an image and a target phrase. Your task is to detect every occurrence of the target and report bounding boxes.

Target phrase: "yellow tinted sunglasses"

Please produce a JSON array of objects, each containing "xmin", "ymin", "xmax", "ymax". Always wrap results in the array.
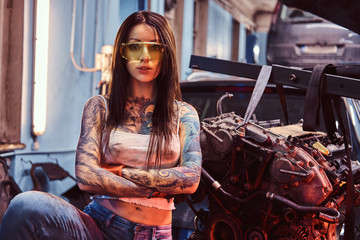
[{"xmin": 120, "ymin": 42, "xmax": 164, "ymax": 61}]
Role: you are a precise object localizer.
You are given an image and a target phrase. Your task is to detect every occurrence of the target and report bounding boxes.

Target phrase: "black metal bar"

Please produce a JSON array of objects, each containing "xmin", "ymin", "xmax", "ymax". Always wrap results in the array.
[{"xmin": 189, "ymin": 55, "xmax": 360, "ymax": 99}]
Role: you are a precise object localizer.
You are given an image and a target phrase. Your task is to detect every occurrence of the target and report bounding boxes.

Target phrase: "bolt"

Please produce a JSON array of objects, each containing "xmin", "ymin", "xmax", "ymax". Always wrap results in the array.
[{"xmin": 289, "ymin": 74, "xmax": 297, "ymax": 82}]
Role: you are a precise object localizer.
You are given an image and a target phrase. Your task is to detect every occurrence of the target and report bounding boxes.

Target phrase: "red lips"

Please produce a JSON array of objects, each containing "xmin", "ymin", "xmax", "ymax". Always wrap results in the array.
[
  {"xmin": 137, "ymin": 66, "xmax": 152, "ymax": 74},
  {"xmin": 137, "ymin": 65, "xmax": 151, "ymax": 70}
]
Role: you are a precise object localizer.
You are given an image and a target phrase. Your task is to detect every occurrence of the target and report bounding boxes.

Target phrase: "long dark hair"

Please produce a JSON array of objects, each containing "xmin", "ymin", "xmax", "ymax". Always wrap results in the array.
[{"xmin": 104, "ymin": 11, "xmax": 182, "ymax": 167}]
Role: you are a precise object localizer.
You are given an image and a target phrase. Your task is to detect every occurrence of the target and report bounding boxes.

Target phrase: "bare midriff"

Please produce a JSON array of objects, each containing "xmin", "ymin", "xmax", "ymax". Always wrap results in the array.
[{"xmin": 94, "ymin": 198, "xmax": 172, "ymax": 225}]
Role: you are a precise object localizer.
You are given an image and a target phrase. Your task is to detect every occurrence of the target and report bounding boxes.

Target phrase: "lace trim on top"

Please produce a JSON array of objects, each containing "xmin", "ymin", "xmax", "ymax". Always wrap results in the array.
[{"xmin": 91, "ymin": 195, "xmax": 175, "ymax": 210}]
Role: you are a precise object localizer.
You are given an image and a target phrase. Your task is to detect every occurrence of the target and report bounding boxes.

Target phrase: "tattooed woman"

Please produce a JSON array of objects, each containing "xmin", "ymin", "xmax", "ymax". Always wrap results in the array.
[{"xmin": 0, "ymin": 10, "xmax": 201, "ymax": 240}]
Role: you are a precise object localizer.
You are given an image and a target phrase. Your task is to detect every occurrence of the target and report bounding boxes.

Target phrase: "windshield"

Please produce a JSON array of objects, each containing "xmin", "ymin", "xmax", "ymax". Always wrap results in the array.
[{"xmin": 182, "ymin": 87, "xmax": 306, "ymax": 126}]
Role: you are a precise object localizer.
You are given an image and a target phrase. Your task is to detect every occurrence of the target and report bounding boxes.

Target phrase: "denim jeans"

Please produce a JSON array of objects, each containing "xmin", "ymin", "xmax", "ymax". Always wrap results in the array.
[
  {"xmin": 0, "ymin": 191, "xmax": 103, "ymax": 240},
  {"xmin": 0, "ymin": 191, "xmax": 172, "ymax": 240},
  {"xmin": 85, "ymin": 201, "xmax": 172, "ymax": 240}
]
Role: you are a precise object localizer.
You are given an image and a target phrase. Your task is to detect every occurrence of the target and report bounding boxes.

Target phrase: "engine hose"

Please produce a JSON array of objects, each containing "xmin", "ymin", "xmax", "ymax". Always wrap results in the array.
[
  {"xmin": 201, "ymin": 169, "xmax": 340, "ymax": 223},
  {"xmin": 201, "ymin": 169, "xmax": 264, "ymax": 206},
  {"xmin": 266, "ymin": 192, "xmax": 340, "ymax": 223}
]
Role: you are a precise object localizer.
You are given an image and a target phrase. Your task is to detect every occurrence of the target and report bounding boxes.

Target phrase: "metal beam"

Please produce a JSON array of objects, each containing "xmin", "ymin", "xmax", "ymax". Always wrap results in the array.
[
  {"xmin": 0, "ymin": 0, "xmax": 24, "ymax": 150},
  {"xmin": 189, "ymin": 55, "xmax": 360, "ymax": 99}
]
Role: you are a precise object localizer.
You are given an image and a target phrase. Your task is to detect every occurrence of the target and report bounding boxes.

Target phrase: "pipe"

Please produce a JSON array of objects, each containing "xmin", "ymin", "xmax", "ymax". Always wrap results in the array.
[
  {"xmin": 80, "ymin": 0, "xmax": 88, "ymax": 68},
  {"xmin": 266, "ymin": 192, "xmax": 340, "ymax": 223},
  {"xmin": 201, "ymin": 168, "xmax": 340, "ymax": 223},
  {"xmin": 70, "ymin": 0, "xmax": 100, "ymax": 72},
  {"xmin": 216, "ymin": 92, "xmax": 233, "ymax": 115},
  {"xmin": 201, "ymin": 168, "xmax": 264, "ymax": 205}
]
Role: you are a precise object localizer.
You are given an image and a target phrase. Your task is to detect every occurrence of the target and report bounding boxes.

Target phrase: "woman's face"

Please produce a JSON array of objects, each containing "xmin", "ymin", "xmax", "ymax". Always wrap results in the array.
[{"xmin": 124, "ymin": 24, "xmax": 162, "ymax": 84}]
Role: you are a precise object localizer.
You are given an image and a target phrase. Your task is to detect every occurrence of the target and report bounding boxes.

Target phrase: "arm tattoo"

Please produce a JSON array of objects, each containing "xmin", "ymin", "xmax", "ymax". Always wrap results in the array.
[
  {"xmin": 122, "ymin": 102, "xmax": 202, "ymax": 194},
  {"xmin": 75, "ymin": 96, "xmax": 154, "ymax": 197}
]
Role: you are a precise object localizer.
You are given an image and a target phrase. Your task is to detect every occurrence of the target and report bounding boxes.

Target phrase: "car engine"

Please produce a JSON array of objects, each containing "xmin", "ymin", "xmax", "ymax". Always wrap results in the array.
[{"xmin": 187, "ymin": 108, "xmax": 360, "ymax": 240}]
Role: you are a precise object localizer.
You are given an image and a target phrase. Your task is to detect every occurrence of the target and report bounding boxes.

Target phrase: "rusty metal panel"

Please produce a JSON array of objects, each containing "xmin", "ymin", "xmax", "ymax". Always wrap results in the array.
[{"xmin": 0, "ymin": 0, "xmax": 25, "ymax": 151}]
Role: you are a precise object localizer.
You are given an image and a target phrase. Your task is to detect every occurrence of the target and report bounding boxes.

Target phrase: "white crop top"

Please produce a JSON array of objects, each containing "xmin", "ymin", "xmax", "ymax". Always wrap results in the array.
[{"xmin": 92, "ymin": 95, "xmax": 182, "ymax": 210}]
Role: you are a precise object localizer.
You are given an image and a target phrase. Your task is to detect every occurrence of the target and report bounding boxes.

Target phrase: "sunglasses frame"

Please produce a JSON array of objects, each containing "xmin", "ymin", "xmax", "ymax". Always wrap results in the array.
[{"xmin": 120, "ymin": 42, "xmax": 165, "ymax": 61}]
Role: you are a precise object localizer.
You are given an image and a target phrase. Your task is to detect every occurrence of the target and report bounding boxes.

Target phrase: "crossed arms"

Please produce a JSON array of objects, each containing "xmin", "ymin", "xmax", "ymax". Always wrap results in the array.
[{"xmin": 75, "ymin": 96, "xmax": 202, "ymax": 198}]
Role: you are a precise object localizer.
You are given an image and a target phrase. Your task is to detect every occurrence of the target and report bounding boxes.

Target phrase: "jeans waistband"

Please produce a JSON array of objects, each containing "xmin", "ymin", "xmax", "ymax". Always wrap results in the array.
[{"xmin": 88, "ymin": 200, "xmax": 171, "ymax": 230}]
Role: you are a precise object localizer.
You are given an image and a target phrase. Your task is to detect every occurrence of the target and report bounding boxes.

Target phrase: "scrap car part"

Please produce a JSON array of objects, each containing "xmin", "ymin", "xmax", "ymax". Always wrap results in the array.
[
  {"xmin": 186, "ymin": 110, "xmax": 359, "ymax": 240},
  {"xmin": 204, "ymin": 213, "xmax": 242, "ymax": 240}
]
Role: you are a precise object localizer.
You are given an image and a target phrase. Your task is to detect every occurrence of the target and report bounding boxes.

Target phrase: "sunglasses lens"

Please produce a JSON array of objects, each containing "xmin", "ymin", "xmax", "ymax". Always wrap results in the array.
[
  {"xmin": 122, "ymin": 43, "xmax": 163, "ymax": 61},
  {"xmin": 147, "ymin": 44, "xmax": 163, "ymax": 59},
  {"xmin": 123, "ymin": 44, "xmax": 142, "ymax": 60}
]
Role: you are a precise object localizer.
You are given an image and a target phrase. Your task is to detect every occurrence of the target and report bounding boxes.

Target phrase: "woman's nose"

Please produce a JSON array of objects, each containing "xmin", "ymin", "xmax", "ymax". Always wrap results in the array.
[{"xmin": 140, "ymin": 47, "xmax": 150, "ymax": 61}]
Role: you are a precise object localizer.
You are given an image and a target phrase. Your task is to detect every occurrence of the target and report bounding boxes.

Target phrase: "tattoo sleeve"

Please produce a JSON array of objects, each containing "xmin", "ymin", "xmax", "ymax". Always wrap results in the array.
[
  {"xmin": 75, "ymin": 96, "xmax": 154, "ymax": 197},
  {"xmin": 121, "ymin": 102, "xmax": 202, "ymax": 194}
]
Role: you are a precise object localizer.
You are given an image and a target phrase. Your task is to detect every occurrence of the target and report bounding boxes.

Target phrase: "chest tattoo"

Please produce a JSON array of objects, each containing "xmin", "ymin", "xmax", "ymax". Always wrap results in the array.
[{"xmin": 122, "ymin": 97, "xmax": 154, "ymax": 134}]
